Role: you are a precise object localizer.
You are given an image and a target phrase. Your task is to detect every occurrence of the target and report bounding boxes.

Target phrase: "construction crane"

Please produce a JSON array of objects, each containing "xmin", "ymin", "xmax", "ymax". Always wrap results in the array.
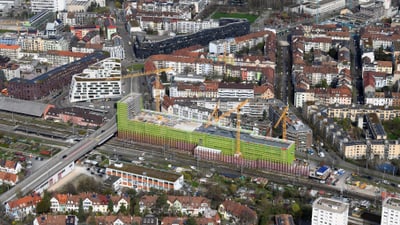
[
  {"xmin": 205, "ymin": 100, "xmax": 220, "ymax": 128},
  {"xmin": 273, "ymin": 106, "xmax": 289, "ymax": 140},
  {"xmin": 113, "ymin": 67, "xmax": 173, "ymax": 112},
  {"xmin": 205, "ymin": 99, "xmax": 249, "ymax": 156}
]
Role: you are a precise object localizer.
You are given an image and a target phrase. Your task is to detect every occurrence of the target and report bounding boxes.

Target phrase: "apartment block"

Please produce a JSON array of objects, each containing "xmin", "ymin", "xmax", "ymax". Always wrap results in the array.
[
  {"xmin": 69, "ymin": 58, "xmax": 122, "ymax": 102},
  {"xmin": 382, "ymin": 197, "xmax": 400, "ymax": 225},
  {"xmin": 0, "ymin": 44, "xmax": 21, "ymax": 60},
  {"xmin": 312, "ymin": 197, "xmax": 349, "ymax": 225}
]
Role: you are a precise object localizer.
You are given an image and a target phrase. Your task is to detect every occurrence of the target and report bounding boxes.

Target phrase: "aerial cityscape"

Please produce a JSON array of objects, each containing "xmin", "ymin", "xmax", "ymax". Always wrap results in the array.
[{"xmin": 0, "ymin": 0, "xmax": 400, "ymax": 224}]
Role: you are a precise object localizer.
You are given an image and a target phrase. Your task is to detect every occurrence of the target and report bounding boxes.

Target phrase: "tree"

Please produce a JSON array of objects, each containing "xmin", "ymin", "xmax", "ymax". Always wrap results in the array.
[
  {"xmin": 119, "ymin": 203, "xmax": 128, "ymax": 215},
  {"xmin": 77, "ymin": 198, "xmax": 86, "ymax": 221},
  {"xmin": 36, "ymin": 192, "xmax": 51, "ymax": 214},
  {"xmin": 262, "ymin": 110, "xmax": 267, "ymax": 121},
  {"xmin": 108, "ymin": 200, "xmax": 114, "ymax": 213},
  {"xmin": 328, "ymin": 48, "xmax": 338, "ymax": 60},
  {"xmin": 186, "ymin": 216, "xmax": 197, "ymax": 225},
  {"xmin": 155, "ymin": 193, "xmax": 169, "ymax": 214}
]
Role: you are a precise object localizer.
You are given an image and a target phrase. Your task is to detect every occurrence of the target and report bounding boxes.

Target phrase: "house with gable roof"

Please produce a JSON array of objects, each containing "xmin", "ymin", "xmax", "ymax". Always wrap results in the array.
[
  {"xmin": 5, "ymin": 194, "xmax": 42, "ymax": 220},
  {"xmin": 167, "ymin": 196, "xmax": 212, "ymax": 216},
  {"xmin": 218, "ymin": 200, "xmax": 257, "ymax": 225}
]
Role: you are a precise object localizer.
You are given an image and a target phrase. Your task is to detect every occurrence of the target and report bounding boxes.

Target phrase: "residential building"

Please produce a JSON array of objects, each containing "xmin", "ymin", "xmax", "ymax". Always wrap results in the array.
[
  {"xmin": 50, "ymin": 193, "xmax": 129, "ymax": 213},
  {"xmin": 106, "ymin": 163, "xmax": 184, "ymax": 192},
  {"xmin": 142, "ymin": 214, "xmax": 158, "ymax": 225},
  {"xmin": 326, "ymin": 104, "xmax": 400, "ymax": 122},
  {"xmin": 46, "ymin": 50, "xmax": 87, "ymax": 66},
  {"xmin": 5, "ymin": 194, "xmax": 42, "ymax": 221},
  {"xmin": 302, "ymin": 0, "xmax": 346, "ymax": 16},
  {"xmin": 0, "ymin": 171, "xmax": 18, "ymax": 185},
  {"xmin": 86, "ymin": 215, "xmax": 142, "ymax": 225},
  {"xmin": 0, "ymin": 44, "xmax": 21, "ymax": 60},
  {"xmin": 103, "ymin": 35, "xmax": 125, "ymax": 59},
  {"xmin": 69, "ymin": 57, "xmax": 122, "ymax": 102},
  {"xmin": 217, "ymin": 83, "xmax": 254, "ymax": 99},
  {"xmin": 381, "ymin": 197, "xmax": 400, "ymax": 225},
  {"xmin": 44, "ymin": 106, "xmax": 104, "ymax": 127},
  {"xmin": 8, "ymin": 51, "xmax": 107, "ymax": 100},
  {"xmin": 311, "ymin": 197, "xmax": 349, "ymax": 225},
  {"xmin": 218, "ymin": 200, "xmax": 257, "ymax": 225},
  {"xmin": 66, "ymin": 0, "xmax": 91, "ymax": 12},
  {"xmin": 33, "ymin": 215, "xmax": 78, "ymax": 225},
  {"xmin": 70, "ymin": 25, "xmax": 100, "ymax": 40},
  {"xmin": 341, "ymin": 140, "xmax": 400, "ymax": 160},
  {"xmin": 275, "ymin": 214, "xmax": 295, "ymax": 225},
  {"xmin": 0, "ymin": 160, "xmax": 21, "ymax": 174},
  {"xmin": 0, "ymin": 63, "xmax": 20, "ymax": 81}
]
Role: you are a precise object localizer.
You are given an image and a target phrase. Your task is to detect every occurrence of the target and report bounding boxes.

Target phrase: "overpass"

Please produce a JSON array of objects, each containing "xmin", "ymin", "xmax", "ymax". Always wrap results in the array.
[{"xmin": 0, "ymin": 117, "xmax": 117, "ymax": 204}]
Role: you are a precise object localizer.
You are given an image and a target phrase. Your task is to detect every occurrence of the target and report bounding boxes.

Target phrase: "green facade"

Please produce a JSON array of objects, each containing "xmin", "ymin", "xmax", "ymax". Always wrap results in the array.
[{"xmin": 117, "ymin": 101, "xmax": 295, "ymax": 164}]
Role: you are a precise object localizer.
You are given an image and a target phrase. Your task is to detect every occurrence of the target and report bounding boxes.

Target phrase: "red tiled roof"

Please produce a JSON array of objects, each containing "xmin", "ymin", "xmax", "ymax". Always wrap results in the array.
[
  {"xmin": 220, "ymin": 200, "xmax": 257, "ymax": 222},
  {"xmin": 140, "ymin": 195, "xmax": 158, "ymax": 208},
  {"xmin": 0, "ymin": 44, "xmax": 20, "ymax": 50},
  {"xmin": 8, "ymin": 194, "xmax": 41, "ymax": 209},
  {"xmin": 47, "ymin": 50, "xmax": 88, "ymax": 58},
  {"xmin": 87, "ymin": 215, "xmax": 141, "ymax": 224},
  {"xmin": 0, "ymin": 171, "xmax": 17, "ymax": 183},
  {"xmin": 234, "ymin": 31, "xmax": 269, "ymax": 43},
  {"xmin": 364, "ymin": 73, "xmax": 375, "ymax": 88},
  {"xmin": 162, "ymin": 217, "xmax": 186, "ymax": 225},
  {"xmin": 4, "ymin": 160, "xmax": 16, "ymax": 169},
  {"xmin": 377, "ymin": 60, "xmax": 392, "ymax": 68}
]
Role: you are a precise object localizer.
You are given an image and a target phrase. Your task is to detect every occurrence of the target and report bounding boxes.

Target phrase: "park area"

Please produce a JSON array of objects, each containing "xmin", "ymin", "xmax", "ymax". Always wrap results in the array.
[{"xmin": 211, "ymin": 12, "xmax": 258, "ymax": 23}]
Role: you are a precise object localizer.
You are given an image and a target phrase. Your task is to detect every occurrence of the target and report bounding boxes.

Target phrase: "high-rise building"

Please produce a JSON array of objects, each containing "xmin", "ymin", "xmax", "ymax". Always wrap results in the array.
[
  {"xmin": 30, "ymin": 0, "xmax": 65, "ymax": 13},
  {"xmin": 312, "ymin": 197, "xmax": 349, "ymax": 225},
  {"xmin": 381, "ymin": 197, "xmax": 400, "ymax": 225}
]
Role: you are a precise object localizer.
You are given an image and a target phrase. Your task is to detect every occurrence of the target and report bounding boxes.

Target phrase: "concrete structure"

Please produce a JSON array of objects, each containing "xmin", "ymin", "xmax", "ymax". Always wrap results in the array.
[
  {"xmin": 106, "ymin": 163, "xmax": 184, "ymax": 192},
  {"xmin": 116, "ymin": 93, "xmax": 309, "ymax": 176},
  {"xmin": 312, "ymin": 197, "xmax": 349, "ymax": 225},
  {"xmin": 69, "ymin": 57, "xmax": 122, "ymax": 102},
  {"xmin": 381, "ymin": 197, "xmax": 400, "ymax": 225},
  {"xmin": 30, "ymin": 0, "xmax": 65, "ymax": 13}
]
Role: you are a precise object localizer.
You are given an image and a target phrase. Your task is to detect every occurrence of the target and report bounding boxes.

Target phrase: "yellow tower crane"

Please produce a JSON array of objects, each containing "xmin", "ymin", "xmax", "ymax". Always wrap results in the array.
[
  {"xmin": 205, "ymin": 99, "xmax": 249, "ymax": 156},
  {"xmin": 273, "ymin": 106, "xmax": 289, "ymax": 140},
  {"xmin": 108, "ymin": 67, "xmax": 173, "ymax": 112}
]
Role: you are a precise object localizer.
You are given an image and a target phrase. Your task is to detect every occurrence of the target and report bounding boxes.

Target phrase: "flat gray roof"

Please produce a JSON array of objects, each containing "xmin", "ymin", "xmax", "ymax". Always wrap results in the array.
[{"xmin": 0, "ymin": 97, "xmax": 49, "ymax": 117}]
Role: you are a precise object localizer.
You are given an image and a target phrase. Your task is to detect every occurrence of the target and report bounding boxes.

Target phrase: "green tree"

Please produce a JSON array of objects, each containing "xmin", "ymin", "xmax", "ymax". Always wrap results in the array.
[
  {"xmin": 36, "ymin": 192, "xmax": 51, "ymax": 214},
  {"xmin": 108, "ymin": 200, "xmax": 114, "ymax": 213},
  {"xmin": 155, "ymin": 193, "xmax": 169, "ymax": 214},
  {"xmin": 77, "ymin": 198, "xmax": 86, "ymax": 221},
  {"xmin": 119, "ymin": 203, "xmax": 128, "ymax": 215},
  {"xmin": 186, "ymin": 216, "xmax": 197, "ymax": 225},
  {"xmin": 160, "ymin": 71, "xmax": 168, "ymax": 83},
  {"xmin": 328, "ymin": 48, "xmax": 338, "ymax": 60}
]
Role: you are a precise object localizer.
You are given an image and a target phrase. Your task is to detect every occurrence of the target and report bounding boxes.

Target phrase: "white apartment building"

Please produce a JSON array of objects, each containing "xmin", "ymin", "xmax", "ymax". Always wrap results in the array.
[
  {"xmin": 312, "ymin": 197, "xmax": 349, "ymax": 225},
  {"xmin": 382, "ymin": 197, "xmax": 400, "ymax": 225},
  {"xmin": 175, "ymin": 20, "xmax": 219, "ymax": 34},
  {"xmin": 69, "ymin": 57, "xmax": 122, "ymax": 102},
  {"xmin": 217, "ymin": 83, "xmax": 254, "ymax": 99},
  {"xmin": 302, "ymin": 0, "xmax": 346, "ymax": 16},
  {"xmin": 295, "ymin": 91, "xmax": 315, "ymax": 108},
  {"xmin": 31, "ymin": 0, "xmax": 65, "ymax": 12}
]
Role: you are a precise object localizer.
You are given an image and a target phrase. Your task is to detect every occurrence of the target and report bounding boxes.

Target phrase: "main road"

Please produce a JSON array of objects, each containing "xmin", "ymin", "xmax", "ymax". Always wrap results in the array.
[{"xmin": 0, "ymin": 117, "xmax": 117, "ymax": 204}]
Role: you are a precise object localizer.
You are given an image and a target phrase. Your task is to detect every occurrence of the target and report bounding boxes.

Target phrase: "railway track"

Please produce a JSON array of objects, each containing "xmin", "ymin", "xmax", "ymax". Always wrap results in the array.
[{"xmin": 102, "ymin": 138, "xmax": 381, "ymax": 203}]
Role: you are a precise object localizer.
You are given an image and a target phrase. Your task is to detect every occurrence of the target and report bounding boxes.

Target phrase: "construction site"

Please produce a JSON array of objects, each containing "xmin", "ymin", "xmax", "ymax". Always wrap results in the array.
[{"xmin": 117, "ymin": 93, "xmax": 310, "ymax": 176}]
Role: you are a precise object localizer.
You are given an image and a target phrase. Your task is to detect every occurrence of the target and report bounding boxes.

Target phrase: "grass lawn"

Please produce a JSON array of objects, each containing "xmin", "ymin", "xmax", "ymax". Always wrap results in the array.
[
  {"xmin": 383, "ymin": 117, "xmax": 400, "ymax": 140},
  {"xmin": 211, "ymin": 12, "xmax": 258, "ymax": 23},
  {"xmin": 127, "ymin": 63, "xmax": 144, "ymax": 72}
]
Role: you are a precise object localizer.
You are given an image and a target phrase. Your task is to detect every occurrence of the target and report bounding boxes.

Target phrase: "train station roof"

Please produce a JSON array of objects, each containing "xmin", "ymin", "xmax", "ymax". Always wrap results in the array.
[{"xmin": 0, "ymin": 97, "xmax": 50, "ymax": 117}]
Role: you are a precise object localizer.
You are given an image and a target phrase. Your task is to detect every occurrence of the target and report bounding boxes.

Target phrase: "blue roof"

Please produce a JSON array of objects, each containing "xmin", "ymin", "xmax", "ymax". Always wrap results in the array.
[{"xmin": 317, "ymin": 166, "xmax": 329, "ymax": 174}]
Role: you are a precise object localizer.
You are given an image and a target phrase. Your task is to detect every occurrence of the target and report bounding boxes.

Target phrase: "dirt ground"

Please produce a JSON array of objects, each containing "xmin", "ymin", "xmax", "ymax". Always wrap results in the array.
[{"xmin": 48, "ymin": 165, "xmax": 99, "ymax": 192}]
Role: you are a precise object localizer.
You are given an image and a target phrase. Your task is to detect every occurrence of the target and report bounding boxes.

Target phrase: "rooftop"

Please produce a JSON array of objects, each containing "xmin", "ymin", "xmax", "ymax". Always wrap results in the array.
[
  {"xmin": 313, "ymin": 197, "xmax": 349, "ymax": 214},
  {"xmin": 134, "ymin": 110, "xmax": 292, "ymax": 149},
  {"xmin": 108, "ymin": 164, "xmax": 182, "ymax": 182},
  {"xmin": 0, "ymin": 97, "xmax": 49, "ymax": 117},
  {"xmin": 383, "ymin": 197, "xmax": 400, "ymax": 210}
]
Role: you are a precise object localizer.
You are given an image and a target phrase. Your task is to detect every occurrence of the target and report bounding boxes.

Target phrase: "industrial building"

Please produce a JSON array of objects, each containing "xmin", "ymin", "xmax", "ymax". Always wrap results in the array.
[
  {"xmin": 106, "ymin": 163, "xmax": 184, "ymax": 192},
  {"xmin": 134, "ymin": 19, "xmax": 250, "ymax": 59},
  {"xmin": 8, "ymin": 51, "xmax": 108, "ymax": 100},
  {"xmin": 117, "ymin": 93, "xmax": 310, "ymax": 175},
  {"xmin": 69, "ymin": 57, "xmax": 122, "ymax": 102},
  {"xmin": 312, "ymin": 197, "xmax": 349, "ymax": 225}
]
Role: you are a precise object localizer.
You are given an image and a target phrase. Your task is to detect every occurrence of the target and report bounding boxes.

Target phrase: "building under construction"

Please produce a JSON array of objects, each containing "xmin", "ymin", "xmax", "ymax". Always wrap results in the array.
[{"xmin": 117, "ymin": 93, "xmax": 309, "ymax": 175}]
